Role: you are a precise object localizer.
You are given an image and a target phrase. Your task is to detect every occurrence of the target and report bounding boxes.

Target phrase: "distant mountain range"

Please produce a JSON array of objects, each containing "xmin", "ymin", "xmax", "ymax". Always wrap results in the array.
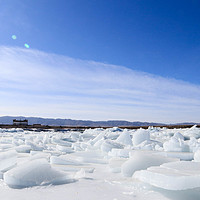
[{"xmin": 0, "ymin": 116, "xmax": 167, "ymax": 127}]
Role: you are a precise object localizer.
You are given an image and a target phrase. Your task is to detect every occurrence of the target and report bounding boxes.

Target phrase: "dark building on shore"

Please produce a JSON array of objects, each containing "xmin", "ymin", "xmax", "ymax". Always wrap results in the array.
[{"xmin": 13, "ymin": 119, "xmax": 28, "ymax": 126}]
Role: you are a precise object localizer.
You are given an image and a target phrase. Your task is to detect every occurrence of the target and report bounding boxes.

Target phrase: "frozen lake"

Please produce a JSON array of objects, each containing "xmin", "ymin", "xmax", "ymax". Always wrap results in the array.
[{"xmin": 0, "ymin": 126, "xmax": 200, "ymax": 200}]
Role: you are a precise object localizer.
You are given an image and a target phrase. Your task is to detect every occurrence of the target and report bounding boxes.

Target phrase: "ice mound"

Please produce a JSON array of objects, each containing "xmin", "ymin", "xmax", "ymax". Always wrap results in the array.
[
  {"xmin": 116, "ymin": 131, "xmax": 133, "ymax": 146},
  {"xmin": 133, "ymin": 161, "xmax": 200, "ymax": 190},
  {"xmin": 0, "ymin": 150, "xmax": 17, "ymax": 172},
  {"xmin": 163, "ymin": 136, "xmax": 189, "ymax": 152},
  {"xmin": 4, "ymin": 159, "xmax": 75, "ymax": 188},
  {"xmin": 121, "ymin": 151, "xmax": 179, "ymax": 177},
  {"xmin": 183, "ymin": 125, "xmax": 200, "ymax": 139},
  {"xmin": 132, "ymin": 129, "xmax": 150, "ymax": 146}
]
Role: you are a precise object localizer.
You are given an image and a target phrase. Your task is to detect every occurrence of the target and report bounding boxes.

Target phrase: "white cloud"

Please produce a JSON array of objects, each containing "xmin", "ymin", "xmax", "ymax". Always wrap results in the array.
[{"xmin": 0, "ymin": 46, "xmax": 200, "ymax": 123}]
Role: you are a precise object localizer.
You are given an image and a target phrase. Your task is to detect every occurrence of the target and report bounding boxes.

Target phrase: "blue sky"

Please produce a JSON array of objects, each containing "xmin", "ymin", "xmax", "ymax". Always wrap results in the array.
[{"xmin": 0, "ymin": 0, "xmax": 200, "ymax": 122}]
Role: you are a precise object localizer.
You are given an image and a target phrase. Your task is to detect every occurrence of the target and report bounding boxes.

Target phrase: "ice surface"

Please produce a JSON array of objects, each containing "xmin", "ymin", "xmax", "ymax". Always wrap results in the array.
[
  {"xmin": 4, "ymin": 159, "xmax": 75, "ymax": 188},
  {"xmin": 121, "ymin": 151, "xmax": 179, "ymax": 177}
]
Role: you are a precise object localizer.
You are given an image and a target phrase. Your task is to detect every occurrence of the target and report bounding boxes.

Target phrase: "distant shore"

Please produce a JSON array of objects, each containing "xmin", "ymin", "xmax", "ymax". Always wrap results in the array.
[{"xmin": 0, "ymin": 124, "xmax": 199, "ymax": 130}]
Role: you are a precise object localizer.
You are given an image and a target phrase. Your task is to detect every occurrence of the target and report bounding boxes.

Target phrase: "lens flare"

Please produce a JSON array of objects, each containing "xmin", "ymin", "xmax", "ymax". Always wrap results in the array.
[
  {"xmin": 12, "ymin": 35, "xmax": 17, "ymax": 40},
  {"xmin": 24, "ymin": 43, "xmax": 30, "ymax": 48}
]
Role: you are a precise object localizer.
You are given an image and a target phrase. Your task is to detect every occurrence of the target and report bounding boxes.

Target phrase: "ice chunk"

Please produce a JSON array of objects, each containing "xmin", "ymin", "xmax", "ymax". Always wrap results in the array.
[
  {"xmin": 52, "ymin": 138, "xmax": 72, "ymax": 147},
  {"xmin": 0, "ymin": 171, "xmax": 3, "ymax": 179},
  {"xmin": 187, "ymin": 137, "xmax": 200, "ymax": 152},
  {"xmin": 0, "ymin": 150, "xmax": 17, "ymax": 172},
  {"xmin": 94, "ymin": 138, "xmax": 104, "ymax": 148},
  {"xmin": 194, "ymin": 149, "xmax": 200, "ymax": 162},
  {"xmin": 183, "ymin": 125, "xmax": 200, "ymax": 139},
  {"xmin": 4, "ymin": 159, "xmax": 75, "ymax": 188},
  {"xmin": 163, "ymin": 137, "xmax": 189, "ymax": 152},
  {"xmin": 73, "ymin": 150, "xmax": 107, "ymax": 164},
  {"xmin": 74, "ymin": 168, "xmax": 86, "ymax": 179},
  {"xmin": 15, "ymin": 145, "xmax": 32, "ymax": 153},
  {"xmin": 50, "ymin": 156, "xmax": 83, "ymax": 165},
  {"xmin": 56, "ymin": 145, "xmax": 74, "ymax": 153},
  {"xmin": 25, "ymin": 141, "xmax": 44, "ymax": 151},
  {"xmin": 107, "ymin": 127, "xmax": 123, "ymax": 132},
  {"xmin": 101, "ymin": 140, "xmax": 124, "ymax": 152},
  {"xmin": 156, "ymin": 151, "xmax": 194, "ymax": 161},
  {"xmin": 132, "ymin": 129, "xmax": 150, "ymax": 146},
  {"xmin": 108, "ymin": 157, "xmax": 127, "ymax": 173},
  {"xmin": 89, "ymin": 132, "xmax": 105, "ymax": 146},
  {"xmin": 29, "ymin": 152, "xmax": 51, "ymax": 161},
  {"xmin": 135, "ymin": 140, "xmax": 161, "ymax": 151},
  {"xmin": 121, "ymin": 151, "xmax": 179, "ymax": 177},
  {"xmin": 116, "ymin": 131, "xmax": 133, "ymax": 146},
  {"xmin": 173, "ymin": 132, "xmax": 185, "ymax": 140},
  {"xmin": 133, "ymin": 161, "xmax": 200, "ymax": 190},
  {"xmin": 108, "ymin": 149, "xmax": 130, "ymax": 158},
  {"xmin": 70, "ymin": 132, "xmax": 80, "ymax": 141}
]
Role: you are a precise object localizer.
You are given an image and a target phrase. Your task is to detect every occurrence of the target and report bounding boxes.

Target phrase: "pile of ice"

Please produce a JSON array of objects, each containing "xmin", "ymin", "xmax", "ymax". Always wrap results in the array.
[
  {"xmin": 0, "ymin": 125, "xmax": 200, "ymax": 192},
  {"xmin": 4, "ymin": 159, "xmax": 75, "ymax": 188}
]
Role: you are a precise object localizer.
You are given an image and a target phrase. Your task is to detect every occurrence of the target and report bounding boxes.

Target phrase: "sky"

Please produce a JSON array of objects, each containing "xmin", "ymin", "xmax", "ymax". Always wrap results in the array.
[{"xmin": 0, "ymin": 0, "xmax": 200, "ymax": 123}]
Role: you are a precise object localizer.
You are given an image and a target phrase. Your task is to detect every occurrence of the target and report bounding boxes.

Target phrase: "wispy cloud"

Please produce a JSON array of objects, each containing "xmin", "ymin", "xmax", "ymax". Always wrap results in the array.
[{"xmin": 0, "ymin": 46, "xmax": 200, "ymax": 123}]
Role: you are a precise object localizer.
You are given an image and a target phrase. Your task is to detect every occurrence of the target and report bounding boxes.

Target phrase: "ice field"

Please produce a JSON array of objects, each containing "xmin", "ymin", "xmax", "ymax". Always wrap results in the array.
[{"xmin": 1, "ymin": 126, "xmax": 200, "ymax": 200}]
